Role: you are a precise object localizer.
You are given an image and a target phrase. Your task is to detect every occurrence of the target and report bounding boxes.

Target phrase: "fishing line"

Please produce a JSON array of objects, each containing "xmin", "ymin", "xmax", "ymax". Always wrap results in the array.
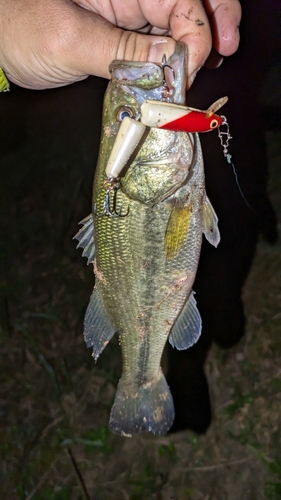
[{"xmin": 218, "ymin": 116, "xmax": 255, "ymax": 214}]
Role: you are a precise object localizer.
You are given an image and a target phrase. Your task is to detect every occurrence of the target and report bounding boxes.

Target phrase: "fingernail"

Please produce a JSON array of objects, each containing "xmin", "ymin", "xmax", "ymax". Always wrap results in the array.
[
  {"xmin": 148, "ymin": 40, "xmax": 168, "ymax": 63},
  {"xmin": 204, "ymin": 48, "xmax": 224, "ymax": 69}
]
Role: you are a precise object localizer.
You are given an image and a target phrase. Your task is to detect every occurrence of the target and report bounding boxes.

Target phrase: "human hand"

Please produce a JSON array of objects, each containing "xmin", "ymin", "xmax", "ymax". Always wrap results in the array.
[{"xmin": 0, "ymin": 0, "xmax": 241, "ymax": 90}]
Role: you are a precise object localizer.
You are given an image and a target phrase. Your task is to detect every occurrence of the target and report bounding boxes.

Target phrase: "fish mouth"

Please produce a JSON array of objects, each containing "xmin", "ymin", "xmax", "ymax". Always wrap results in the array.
[{"xmin": 110, "ymin": 41, "xmax": 187, "ymax": 105}]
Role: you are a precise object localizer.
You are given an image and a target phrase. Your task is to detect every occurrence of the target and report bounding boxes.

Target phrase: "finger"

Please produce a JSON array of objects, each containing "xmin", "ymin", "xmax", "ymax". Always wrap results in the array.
[
  {"xmin": 203, "ymin": 0, "xmax": 241, "ymax": 56},
  {"xmin": 73, "ymin": 0, "xmax": 212, "ymax": 85},
  {"xmin": 71, "ymin": 0, "xmax": 148, "ymax": 30},
  {"xmin": 168, "ymin": 0, "xmax": 213, "ymax": 86}
]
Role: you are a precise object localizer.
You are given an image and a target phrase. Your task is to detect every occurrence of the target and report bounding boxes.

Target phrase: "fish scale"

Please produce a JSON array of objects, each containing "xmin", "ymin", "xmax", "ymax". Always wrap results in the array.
[{"xmin": 75, "ymin": 42, "xmax": 221, "ymax": 435}]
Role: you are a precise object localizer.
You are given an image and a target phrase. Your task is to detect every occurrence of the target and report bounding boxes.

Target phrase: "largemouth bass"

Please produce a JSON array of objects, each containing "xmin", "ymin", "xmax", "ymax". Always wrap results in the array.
[{"xmin": 75, "ymin": 42, "xmax": 220, "ymax": 436}]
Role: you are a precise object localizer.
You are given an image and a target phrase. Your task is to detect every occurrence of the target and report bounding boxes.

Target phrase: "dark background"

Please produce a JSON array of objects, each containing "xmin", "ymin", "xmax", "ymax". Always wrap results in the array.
[{"xmin": 0, "ymin": 1, "xmax": 280, "ymax": 498}]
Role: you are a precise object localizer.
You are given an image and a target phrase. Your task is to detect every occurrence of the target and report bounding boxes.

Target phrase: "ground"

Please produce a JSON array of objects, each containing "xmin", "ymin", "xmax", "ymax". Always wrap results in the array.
[{"xmin": 0, "ymin": 84, "xmax": 280, "ymax": 500}]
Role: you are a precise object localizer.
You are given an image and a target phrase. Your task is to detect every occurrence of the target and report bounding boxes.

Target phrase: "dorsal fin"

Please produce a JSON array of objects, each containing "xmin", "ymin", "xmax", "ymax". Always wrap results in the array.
[{"xmin": 73, "ymin": 214, "xmax": 95, "ymax": 264}]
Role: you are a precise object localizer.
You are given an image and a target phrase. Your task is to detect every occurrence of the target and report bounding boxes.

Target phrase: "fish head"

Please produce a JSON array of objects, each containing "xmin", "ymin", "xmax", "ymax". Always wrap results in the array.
[
  {"xmin": 104, "ymin": 60, "xmax": 163, "ymax": 139},
  {"xmin": 100, "ymin": 42, "xmax": 196, "ymax": 205},
  {"xmin": 104, "ymin": 41, "xmax": 188, "ymax": 137}
]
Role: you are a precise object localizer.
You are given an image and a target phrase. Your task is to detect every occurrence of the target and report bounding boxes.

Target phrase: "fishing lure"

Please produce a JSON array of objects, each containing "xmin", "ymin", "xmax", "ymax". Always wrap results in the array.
[
  {"xmin": 104, "ymin": 98, "xmax": 228, "ymax": 182},
  {"xmin": 140, "ymin": 97, "xmax": 228, "ymax": 133}
]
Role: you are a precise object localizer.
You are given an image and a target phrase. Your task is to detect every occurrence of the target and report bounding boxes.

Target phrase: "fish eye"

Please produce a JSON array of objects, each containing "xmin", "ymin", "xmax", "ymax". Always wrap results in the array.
[
  {"xmin": 117, "ymin": 106, "xmax": 134, "ymax": 122},
  {"xmin": 210, "ymin": 119, "xmax": 219, "ymax": 129}
]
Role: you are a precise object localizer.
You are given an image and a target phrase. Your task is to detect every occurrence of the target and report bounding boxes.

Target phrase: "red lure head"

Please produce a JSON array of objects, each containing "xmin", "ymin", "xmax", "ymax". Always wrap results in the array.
[{"xmin": 160, "ymin": 110, "xmax": 223, "ymax": 134}]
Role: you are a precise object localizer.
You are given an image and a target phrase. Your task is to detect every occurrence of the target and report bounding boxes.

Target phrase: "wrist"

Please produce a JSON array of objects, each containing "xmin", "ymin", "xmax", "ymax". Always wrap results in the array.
[{"xmin": 0, "ymin": 67, "xmax": 10, "ymax": 91}]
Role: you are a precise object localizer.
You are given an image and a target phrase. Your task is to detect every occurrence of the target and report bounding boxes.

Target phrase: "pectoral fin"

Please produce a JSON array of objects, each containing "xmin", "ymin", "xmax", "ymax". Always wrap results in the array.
[
  {"xmin": 84, "ymin": 287, "xmax": 116, "ymax": 361},
  {"xmin": 73, "ymin": 214, "xmax": 95, "ymax": 264},
  {"xmin": 202, "ymin": 196, "xmax": 220, "ymax": 247},
  {"xmin": 169, "ymin": 292, "xmax": 202, "ymax": 350},
  {"xmin": 165, "ymin": 204, "xmax": 191, "ymax": 261}
]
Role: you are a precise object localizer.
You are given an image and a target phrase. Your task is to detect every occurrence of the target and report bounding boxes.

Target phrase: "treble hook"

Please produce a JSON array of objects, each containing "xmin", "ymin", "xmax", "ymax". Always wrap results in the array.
[
  {"xmin": 94, "ymin": 178, "xmax": 129, "ymax": 218},
  {"xmin": 161, "ymin": 54, "xmax": 175, "ymax": 100}
]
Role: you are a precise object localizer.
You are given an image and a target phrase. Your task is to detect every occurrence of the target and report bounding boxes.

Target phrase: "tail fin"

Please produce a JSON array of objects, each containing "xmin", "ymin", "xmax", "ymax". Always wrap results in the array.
[{"xmin": 109, "ymin": 370, "xmax": 174, "ymax": 436}]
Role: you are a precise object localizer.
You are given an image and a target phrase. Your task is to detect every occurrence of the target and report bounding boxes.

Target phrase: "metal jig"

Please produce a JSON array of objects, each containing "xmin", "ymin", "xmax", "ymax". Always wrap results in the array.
[
  {"xmin": 161, "ymin": 55, "xmax": 175, "ymax": 101},
  {"xmin": 94, "ymin": 178, "xmax": 129, "ymax": 218}
]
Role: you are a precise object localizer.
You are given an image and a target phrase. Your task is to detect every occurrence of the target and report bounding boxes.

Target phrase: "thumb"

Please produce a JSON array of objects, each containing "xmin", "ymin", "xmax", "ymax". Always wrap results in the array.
[{"xmin": 68, "ymin": 11, "xmax": 176, "ymax": 79}]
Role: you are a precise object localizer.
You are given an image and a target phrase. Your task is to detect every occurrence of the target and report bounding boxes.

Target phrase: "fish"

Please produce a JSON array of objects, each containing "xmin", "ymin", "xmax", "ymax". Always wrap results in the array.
[{"xmin": 74, "ymin": 42, "xmax": 221, "ymax": 436}]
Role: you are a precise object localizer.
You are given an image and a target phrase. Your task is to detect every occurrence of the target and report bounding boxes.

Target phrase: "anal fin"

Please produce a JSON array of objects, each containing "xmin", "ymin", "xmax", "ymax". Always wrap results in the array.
[
  {"xmin": 169, "ymin": 291, "xmax": 202, "ymax": 350},
  {"xmin": 84, "ymin": 287, "xmax": 116, "ymax": 361}
]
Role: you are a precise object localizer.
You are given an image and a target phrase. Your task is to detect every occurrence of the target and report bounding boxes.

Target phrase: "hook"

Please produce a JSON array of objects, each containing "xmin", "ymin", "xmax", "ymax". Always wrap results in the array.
[
  {"xmin": 162, "ymin": 55, "xmax": 176, "ymax": 81},
  {"xmin": 94, "ymin": 178, "xmax": 129, "ymax": 218},
  {"xmin": 161, "ymin": 54, "xmax": 175, "ymax": 100}
]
